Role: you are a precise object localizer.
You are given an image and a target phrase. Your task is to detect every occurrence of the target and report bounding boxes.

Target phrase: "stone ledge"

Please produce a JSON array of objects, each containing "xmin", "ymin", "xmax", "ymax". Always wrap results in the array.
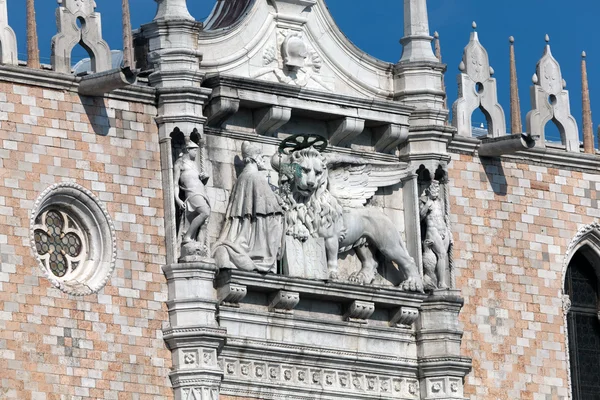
[
  {"xmin": 0, "ymin": 64, "xmax": 156, "ymax": 105},
  {"xmin": 449, "ymin": 135, "xmax": 600, "ymax": 172},
  {"xmin": 216, "ymin": 269, "xmax": 427, "ymax": 310}
]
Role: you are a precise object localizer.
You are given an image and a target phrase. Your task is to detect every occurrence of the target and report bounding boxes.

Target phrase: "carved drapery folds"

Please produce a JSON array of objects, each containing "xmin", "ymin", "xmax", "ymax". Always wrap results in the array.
[
  {"xmin": 526, "ymin": 36, "xmax": 580, "ymax": 151},
  {"xmin": 51, "ymin": 0, "xmax": 112, "ymax": 74}
]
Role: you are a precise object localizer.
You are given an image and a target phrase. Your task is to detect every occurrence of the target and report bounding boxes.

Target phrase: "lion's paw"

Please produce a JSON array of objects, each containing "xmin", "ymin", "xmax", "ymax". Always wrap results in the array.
[
  {"xmin": 348, "ymin": 272, "xmax": 367, "ymax": 285},
  {"xmin": 328, "ymin": 269, "xmax": 339, "ymax": 281},
  {"xmin": 399, "ymin": 277, "xmax": 424, "ymax": 293}
]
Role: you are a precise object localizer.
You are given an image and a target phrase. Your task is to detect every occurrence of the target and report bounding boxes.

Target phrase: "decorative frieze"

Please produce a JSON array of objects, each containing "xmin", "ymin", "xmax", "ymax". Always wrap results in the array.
[{"xmin": 222, "ymin": 357, "xmax": 420, "ymax": 399}]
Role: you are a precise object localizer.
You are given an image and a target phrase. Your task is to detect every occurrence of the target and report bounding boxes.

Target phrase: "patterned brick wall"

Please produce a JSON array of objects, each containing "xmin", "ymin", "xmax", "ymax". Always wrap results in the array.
[
  {"xmin": 0, "ymin": 82, "xmax": 173, "ymax": 399},
  {"xmin": 450, "ymin": 152, "xmax": 600, "ymax": 400}
]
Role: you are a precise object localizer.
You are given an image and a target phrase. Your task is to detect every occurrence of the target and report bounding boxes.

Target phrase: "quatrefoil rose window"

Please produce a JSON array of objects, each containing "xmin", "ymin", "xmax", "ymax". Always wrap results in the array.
[
  {"xmin": 33, "ymin": 210, "xmax": 87, "ymax": 278},
  {"xmin": 31, "ymin": 183, "xmax": 116, "ymax": 295}
]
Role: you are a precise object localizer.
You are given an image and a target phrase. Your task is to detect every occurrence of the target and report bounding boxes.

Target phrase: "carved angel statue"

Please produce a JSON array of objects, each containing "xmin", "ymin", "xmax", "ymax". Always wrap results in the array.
[
  {"xmin": 173, "ymin": 138, "xmax": 211, "ymax": 258},
  {"xmin": 213, "ymin": 141, "xmax": 284, "ymax": 273},
  {"xmin": 419, "ymin": 180, "xmax": 450, "ymax": 289},
  {"xmin": 272, "ymin": 134, "xmax": 422, "ymax": 292}
]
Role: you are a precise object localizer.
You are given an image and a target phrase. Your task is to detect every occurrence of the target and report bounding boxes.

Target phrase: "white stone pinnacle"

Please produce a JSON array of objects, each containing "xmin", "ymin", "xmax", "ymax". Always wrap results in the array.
[{"xmin": 399, "ymin": 0, "xmax": 438, "ymax": 63}]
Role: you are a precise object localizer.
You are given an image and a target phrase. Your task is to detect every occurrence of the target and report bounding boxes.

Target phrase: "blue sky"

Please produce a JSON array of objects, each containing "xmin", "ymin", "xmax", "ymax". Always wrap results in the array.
[{"xmin": 7, "ymin": 0, "xmax": 596, "ymax": 141}]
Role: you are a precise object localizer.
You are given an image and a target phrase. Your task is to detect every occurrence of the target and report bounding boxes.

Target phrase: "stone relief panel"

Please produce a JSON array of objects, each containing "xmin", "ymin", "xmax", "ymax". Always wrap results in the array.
[
  {"xmin": 272, "ymin": 134, "xmax": 422, "ymax": 291},
  {"xmin": 194, "ymin": 133, "xmax": 423, "ymax": 292},
  {"xmin": 252, "ymin": 29, "xmax": 333, "ymax": 91}
]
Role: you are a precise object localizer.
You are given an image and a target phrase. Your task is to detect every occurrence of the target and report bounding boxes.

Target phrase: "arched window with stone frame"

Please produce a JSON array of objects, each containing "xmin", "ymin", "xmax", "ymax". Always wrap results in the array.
[{"xmin": 563, "ymin": 223, "xmax": 600, "ymax": 400}]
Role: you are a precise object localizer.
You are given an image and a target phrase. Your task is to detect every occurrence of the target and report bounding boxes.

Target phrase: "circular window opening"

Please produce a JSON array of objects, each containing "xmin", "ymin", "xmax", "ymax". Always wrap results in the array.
[
  {"xmin": 475, "ymin": 82, "xmax": 484, "ymax": 94},
  {"xmin": 30, "ymin": 183, "xmax": 116, "ymax": 296},
  {"xmin": 548, "ymin": 94, "xmax": 557, "ymax": 106},
  {"xmin": 76, "ymin": 17, "xmax": 86, "ymax": 30}
]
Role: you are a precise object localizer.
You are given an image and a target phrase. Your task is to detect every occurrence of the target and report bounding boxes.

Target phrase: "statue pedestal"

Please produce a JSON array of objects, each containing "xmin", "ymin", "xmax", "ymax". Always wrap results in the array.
[
  {"xmin": 282, "ymin": 236, "xmax": 328, "ymax": 280},
  {"xmin": 179, "ymin": 241, "xmax": 209, "ymax": 263}
]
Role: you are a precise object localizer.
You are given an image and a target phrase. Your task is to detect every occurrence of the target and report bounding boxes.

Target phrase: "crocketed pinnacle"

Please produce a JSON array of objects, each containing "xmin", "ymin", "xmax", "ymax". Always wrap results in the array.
[
  {"xmin": 434, "ymin": 31, "xmax": 447, "ymax": 111},
  {"xmin": 509, "ymin": 36, "xmax": 522, "ymax": 134},
  {"xmin": 122, "ymin": 0, "xmax": 134, "ymax": 68},
  {"xmin": 26, "ymin": 0, "xmax": 40, "ymax": 69},
  {"xmin": 581, "ymin": 51, "xmax": 595, "ymax": 153}
]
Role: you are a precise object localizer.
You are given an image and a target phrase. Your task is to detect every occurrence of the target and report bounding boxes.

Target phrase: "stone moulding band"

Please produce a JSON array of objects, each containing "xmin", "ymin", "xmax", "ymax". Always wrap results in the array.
[{"xmin": 215, "ymin": 268, "xmax": 428, "ymax": 310}]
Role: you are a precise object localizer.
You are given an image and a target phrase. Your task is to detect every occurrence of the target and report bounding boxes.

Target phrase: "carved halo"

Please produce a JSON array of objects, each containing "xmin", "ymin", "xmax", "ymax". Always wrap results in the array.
[{"xmin": 278, "ymin": 133, "xmax": 328, "ymax": 155}]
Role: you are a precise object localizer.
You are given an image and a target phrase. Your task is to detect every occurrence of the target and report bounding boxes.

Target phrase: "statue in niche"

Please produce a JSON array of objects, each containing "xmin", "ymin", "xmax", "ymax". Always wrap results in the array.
[
  {"xmin": 272, "ymin": 134, "xmax": 423, "ymax": 292},
  {"xmin": 419, "ymin": 180, "xmax": 450, "ymax": 289},
  {"xmin": 213, "ymin": 142, "xmax": 285, "ymax": 273},
  {"xmin": 174, "ymin": 137, "xmax": 211, "ymax": 260}
]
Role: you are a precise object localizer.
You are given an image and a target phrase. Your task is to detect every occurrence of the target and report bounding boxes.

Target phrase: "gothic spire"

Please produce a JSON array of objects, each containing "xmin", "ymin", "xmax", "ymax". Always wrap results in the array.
[
  {"xmin": 509, "ymin": 36, "xmax": 522, "ymax": 133},
  {"xmin": 581, "ymin": 51, "xmax": 594, "ymax": 153},
  {"xmin": 26, "ymin": 0, "xmax": 40, "ymax": 68},
  {"xmin": 122, "ymin": 0, "xmax": 134, "ymax": 69}
]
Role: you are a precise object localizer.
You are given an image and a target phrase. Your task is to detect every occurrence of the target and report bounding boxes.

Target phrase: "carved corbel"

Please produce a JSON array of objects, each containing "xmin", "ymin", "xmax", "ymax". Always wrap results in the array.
[
  {"xmin": 205, "ymin": 86, "xmax": 240, "ymax": 128},
  {"xmin": 328, "ymin": 117, "xmax": 365, "ymax": 147},
  {"xmin": 268, "ymin": 290, "xmax": 300, "ymax": 313},
  {"xmin": 373, "ymin": 123, "xmax": 408, "ymax": 153},
  {"xmin": 218, "ymin": 283, "xmax": 247, "ymax": 307},
  {"xmin": 254, "ymin": 106, "xmax": 291, "ymax": 136},
  {"xmin": 390, "ymin": 306, "xmax": 419, "ymax": 327},
  {"xmin": 344, "ymin": 300, "xmax": 375, "ymax": 323}
]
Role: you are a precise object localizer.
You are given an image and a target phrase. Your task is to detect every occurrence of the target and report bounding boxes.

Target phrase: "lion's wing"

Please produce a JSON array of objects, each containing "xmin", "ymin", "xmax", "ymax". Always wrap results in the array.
[{"xmin": 326, "ymin": 155, "xmax": 410, "ymax": 208}]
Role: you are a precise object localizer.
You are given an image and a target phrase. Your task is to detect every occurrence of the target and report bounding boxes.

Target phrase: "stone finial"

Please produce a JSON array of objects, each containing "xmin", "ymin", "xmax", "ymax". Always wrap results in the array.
[
  {"xmin": 452, "ymin": 24, "xmax": 506, "ymax": 138},
  {"xmin": 581, "ymin": 51, "xmax": 595, "ymax": 153},
  {"xmin": 26, "ymin": 0, "xmax": 40, "ymax": 68},
  {"xmin": 525, "ymin": 37, "xmax": 580, "ymax": 152},
  {"xmin": 51, "ymin": 0, "xmax": 112, "ymax": 74},
  {"xmin": 509, "ymin": 36, "xmax": 522, "ymax": 133},
  {"xmin": 0, "ymin": 0, "xmax": 18, "ymax": 65}
]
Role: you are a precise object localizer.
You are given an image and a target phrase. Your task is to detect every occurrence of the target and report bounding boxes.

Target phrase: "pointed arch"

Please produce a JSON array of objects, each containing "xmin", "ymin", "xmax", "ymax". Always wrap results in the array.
[{"xmin": 562, "ymin": 222, "xmax": 600, "ymax": 400}]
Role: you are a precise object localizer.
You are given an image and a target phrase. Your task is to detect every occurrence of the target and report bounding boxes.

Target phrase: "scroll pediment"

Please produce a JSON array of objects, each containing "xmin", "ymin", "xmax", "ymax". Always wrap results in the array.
[{"xmin": 198, "ymin": 0, "xmax": 395, "ymax": 99}]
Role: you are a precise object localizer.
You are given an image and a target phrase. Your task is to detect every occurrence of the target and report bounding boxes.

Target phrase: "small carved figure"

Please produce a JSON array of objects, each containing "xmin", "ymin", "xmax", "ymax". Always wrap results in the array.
[
  {"xmin": 420, "ymin": 180, "xmax": 450, "ymax": 289},
  {"xmin": 213, "ymin": 141, "xmax": 284, "ymax": 272},
  {"xmin": 273, "ymin": 134, "xmax": 422, "ymax": 292},
  {"xmin": 174, "ymin": 139, "xmax": 211, "ymax": 257}
]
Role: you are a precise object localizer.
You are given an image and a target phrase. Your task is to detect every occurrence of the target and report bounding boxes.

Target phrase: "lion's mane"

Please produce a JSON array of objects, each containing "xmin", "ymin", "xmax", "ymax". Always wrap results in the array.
[{"xmin": 280, "ymin": 147, "xmax": 343, "ymax": 236}]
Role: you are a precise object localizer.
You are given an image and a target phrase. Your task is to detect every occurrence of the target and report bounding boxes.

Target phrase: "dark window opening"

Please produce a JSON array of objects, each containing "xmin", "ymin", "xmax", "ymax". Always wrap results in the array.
[{"xmin": 566, "ymin": 251, "xmax": 600, "ymax": 400}]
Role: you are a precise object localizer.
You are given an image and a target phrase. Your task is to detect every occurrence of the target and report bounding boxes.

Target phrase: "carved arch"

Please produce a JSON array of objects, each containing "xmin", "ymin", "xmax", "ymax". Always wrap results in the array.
[{"xmin": 561, "ymin": 222, "xmax": 600, "ymax": 400}]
